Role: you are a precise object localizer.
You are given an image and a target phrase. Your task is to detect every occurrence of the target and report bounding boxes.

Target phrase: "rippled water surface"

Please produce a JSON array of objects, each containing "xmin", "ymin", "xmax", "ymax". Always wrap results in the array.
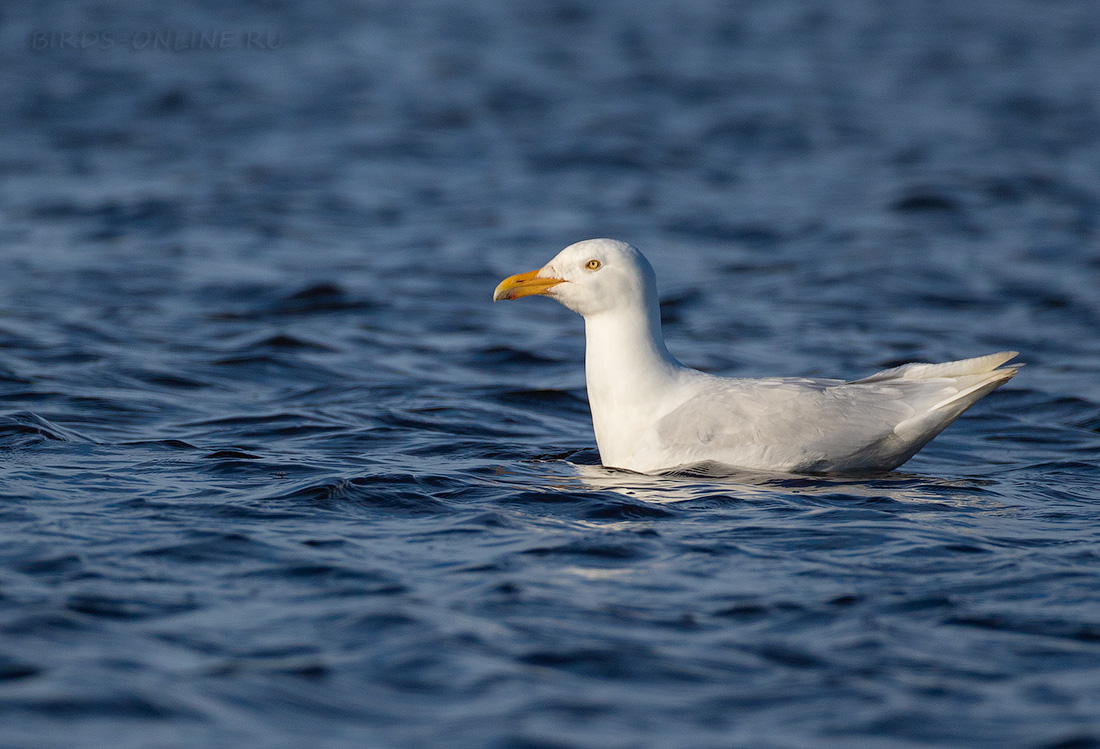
[{"xmin": 3, "ymin": 1, "xmax": 1100, "ymax": 747}]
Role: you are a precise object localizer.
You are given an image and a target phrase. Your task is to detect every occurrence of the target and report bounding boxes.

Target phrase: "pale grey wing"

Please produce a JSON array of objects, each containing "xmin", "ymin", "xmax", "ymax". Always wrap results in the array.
[{"xmin": 655, "ymin": 376, "xmax": 957, "ymax": 468}]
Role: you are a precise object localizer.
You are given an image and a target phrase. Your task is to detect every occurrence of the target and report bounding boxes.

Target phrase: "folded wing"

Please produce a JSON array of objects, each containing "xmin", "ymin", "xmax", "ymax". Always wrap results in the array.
[{"xmin": 657, "ymin": 352, "xmax": 1019, "ymax": 472}]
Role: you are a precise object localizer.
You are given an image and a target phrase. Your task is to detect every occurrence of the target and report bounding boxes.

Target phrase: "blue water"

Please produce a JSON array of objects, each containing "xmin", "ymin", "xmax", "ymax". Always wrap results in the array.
[{"xmin": 2, "ymin": 1, "xmax": 1100, "ymax": 747}]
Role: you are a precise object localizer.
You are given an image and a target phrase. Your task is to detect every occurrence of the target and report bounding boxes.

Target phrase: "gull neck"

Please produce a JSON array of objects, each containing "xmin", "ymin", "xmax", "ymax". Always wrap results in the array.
[{"xmin": 582, "ymin": 300, "xmax": 683, "ymax": 462}]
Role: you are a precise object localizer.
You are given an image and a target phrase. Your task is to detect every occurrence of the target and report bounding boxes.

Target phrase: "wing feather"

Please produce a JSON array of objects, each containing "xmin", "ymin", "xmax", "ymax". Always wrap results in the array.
[{"xmin": 655, "ymin": 352, "xmax": 1017, "ymax": 472}]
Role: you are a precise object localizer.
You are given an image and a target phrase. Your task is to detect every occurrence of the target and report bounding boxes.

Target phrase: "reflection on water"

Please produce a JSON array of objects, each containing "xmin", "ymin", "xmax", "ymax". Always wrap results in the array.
[{"xmin": 568, "ymin": 462, "xmax": 1006, "ymax": 509}]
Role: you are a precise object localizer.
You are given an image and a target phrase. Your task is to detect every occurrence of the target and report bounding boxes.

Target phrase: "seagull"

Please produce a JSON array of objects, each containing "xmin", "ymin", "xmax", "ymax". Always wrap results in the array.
[{"xmin": 493, "ymin": 238, "xmax": 1018, "ymax": 474}]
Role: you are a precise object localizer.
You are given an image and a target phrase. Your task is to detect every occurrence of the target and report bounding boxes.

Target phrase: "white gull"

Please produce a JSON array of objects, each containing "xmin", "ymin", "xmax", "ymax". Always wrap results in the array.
[{"xmin": 493, "ymin": 238, "xmax": 1018, "ymax": 474}]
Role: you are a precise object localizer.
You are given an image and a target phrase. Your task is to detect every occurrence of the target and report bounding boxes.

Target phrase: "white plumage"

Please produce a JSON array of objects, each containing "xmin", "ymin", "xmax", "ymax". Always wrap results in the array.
[{"xmin": 494, "ymin": 239, "xmax": 1018, "ymax": 474}]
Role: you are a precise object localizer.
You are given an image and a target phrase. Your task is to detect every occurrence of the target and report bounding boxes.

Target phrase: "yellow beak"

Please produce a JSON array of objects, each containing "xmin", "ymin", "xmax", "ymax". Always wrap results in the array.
[{"xmin": 493, "ymin": 268, "xmax": 565, "ymax": 302}]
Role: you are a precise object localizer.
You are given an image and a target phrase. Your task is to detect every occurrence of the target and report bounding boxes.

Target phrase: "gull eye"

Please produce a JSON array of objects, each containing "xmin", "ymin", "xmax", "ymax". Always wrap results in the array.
[{"xmin": 585, "ymin": 259, "xmax": 601, "ymax": 270}]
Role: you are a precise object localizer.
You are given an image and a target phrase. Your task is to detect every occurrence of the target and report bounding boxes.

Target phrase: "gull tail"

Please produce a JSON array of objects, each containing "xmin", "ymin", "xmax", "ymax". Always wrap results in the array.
[
  {"xmin": 854, "ymin": 351, "xmax": 1020, "ymax": 386},
  {"xmin": 858, "ymin": 350, "xmax": 1020, "ymax": 413},
  {"xmin": 850, "ymin": 351, "xmax": 1020, "ymax": 470},
  {"xmin": 926, "ymin": 352, "xmax": 1020, "ymax": 412}
]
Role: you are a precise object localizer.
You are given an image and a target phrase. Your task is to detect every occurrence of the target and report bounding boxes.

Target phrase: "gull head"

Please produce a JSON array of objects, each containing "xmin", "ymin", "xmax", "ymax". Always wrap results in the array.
[{"xmin": 493, "ymin": 238, "xmax": 657, "ymax": 317}]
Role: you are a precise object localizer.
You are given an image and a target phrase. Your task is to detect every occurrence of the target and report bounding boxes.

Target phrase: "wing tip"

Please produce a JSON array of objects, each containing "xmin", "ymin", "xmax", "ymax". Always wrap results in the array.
[
  {"xmin": 928, "ymin": 361, "xmax": 1019, "ymax": 412},
  {"xmin": 857, "ymin": 350, "xmax": 1023, "ymax": 384}
]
